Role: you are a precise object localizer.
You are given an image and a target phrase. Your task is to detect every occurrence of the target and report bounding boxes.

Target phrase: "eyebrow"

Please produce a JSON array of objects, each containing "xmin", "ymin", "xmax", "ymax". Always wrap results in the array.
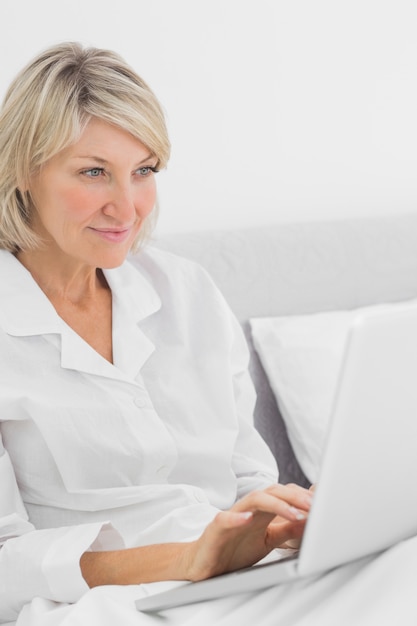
[{"xmin": 72, "ymin": 153, "xmax": 156, "ymax": 165}]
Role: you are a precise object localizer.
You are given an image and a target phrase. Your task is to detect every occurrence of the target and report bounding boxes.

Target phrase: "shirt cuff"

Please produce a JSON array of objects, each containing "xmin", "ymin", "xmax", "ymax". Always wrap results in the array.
[{"xmin": 43, "ymin": 521, "xmax": 125, "ymax": 603}]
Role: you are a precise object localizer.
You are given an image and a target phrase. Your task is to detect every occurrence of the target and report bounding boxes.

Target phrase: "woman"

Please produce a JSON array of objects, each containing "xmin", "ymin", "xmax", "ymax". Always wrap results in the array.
[{"xmin": 0, "ymin": 43, "xmax": 312, "ymax": 624}]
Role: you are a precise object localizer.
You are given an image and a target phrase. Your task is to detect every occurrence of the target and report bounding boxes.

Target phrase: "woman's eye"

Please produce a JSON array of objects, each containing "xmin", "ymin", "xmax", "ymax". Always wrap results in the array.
[
  {"xmin": 83, "ymin": 168, "xmax": 104, "ymax": 178},
  {"xmin": 136, "ymin": 166, "xmax": 157, "ymax": 177},
  {"xmin": 80, "ymin": 166, "xmax": 157, "ymax": 179}
]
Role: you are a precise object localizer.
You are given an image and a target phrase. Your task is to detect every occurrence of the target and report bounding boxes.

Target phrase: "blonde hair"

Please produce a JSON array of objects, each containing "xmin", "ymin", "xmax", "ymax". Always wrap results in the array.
[{"xmin": 0, "ymin": 42, "xmax": 170, "ymax": 252}]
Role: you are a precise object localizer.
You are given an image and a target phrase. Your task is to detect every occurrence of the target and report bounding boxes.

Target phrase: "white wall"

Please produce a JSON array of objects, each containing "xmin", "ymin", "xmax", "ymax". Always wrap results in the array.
[{"xmin": 1, "ymin": 0, "xmax": 416, "ymax": 235}]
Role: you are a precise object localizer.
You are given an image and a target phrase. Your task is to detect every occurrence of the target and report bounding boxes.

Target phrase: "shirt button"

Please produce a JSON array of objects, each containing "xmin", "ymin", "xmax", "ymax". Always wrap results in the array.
[{"xmin": 134, "ymin": 397, "xmax": 147, "ymax": 408}]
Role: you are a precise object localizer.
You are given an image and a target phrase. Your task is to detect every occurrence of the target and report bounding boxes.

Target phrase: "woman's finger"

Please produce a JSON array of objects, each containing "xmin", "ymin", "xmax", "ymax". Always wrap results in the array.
[
  {"xmin": 261, "ymin": 483, "xmax": 313, "ymax": 513},
  {"xmin": 233, "ymin": 489, "xmax": 310, "ymax": 523}
]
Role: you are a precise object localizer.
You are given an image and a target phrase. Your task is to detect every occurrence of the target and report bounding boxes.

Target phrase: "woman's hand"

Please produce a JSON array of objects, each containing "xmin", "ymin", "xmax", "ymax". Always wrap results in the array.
[
  {"xmin": 280, "ymin": 484, "xmax": 316, "ymax": 549},
  {"xmin": 180, "ymin": 483, "xmax": 313, "ymax": 582},
  {"xmin": 80, "ymin": 483, "xmax": 314, "ymax": 587}
]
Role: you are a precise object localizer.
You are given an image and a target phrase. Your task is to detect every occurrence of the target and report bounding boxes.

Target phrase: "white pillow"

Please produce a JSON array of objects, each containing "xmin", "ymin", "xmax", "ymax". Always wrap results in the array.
[{"xmin": 250, "ymin": 300, "xmax": 417, "ymax": 483}]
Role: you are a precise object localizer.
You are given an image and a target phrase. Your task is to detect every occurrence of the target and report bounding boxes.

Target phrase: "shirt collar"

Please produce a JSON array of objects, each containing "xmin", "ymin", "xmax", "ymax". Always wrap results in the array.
[
  {"xmin": 104, "ymin": 257, "xmax": 162, "ymax": 378},
  {"xmin": 0, "ymin": 250, "xmax": 61, "ymax": 336},
  {"xmin": 0, "ymin": 249, "xmax": 161, "ymax": 380}
]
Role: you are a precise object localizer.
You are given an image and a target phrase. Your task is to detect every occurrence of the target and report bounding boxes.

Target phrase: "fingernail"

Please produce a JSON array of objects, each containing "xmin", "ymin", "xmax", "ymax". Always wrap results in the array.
[
  {"xmin": 289, "ymin": 507, "xmax": 306, "ymax": 521},
  {"xmin": 238, "ymin": 512, "xmax": 253, "ymax": 521}
]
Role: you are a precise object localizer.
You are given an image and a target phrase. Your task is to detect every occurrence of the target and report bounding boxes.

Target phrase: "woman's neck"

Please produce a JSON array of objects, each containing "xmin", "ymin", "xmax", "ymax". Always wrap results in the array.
[{"xmin": 16, "ymin": 248, "xmax": 104, "ymax": 306}]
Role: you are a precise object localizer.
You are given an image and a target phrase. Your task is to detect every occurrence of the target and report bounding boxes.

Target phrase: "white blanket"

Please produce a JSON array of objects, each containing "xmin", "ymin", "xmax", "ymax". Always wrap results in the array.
[{"xmin": 13, "ymin": 534, "xmax": 417, "ymax": 626}]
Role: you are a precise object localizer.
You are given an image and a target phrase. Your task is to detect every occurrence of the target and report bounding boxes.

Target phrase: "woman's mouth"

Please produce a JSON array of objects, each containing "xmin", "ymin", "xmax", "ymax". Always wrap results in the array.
[{"xmin": 89, "ymin": 227, "xmax": 133, "ymax": 243}]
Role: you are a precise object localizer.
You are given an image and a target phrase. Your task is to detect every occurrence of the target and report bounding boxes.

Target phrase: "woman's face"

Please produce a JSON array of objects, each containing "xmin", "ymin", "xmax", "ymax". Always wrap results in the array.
[{"xmin": 28, "ymin": 117, "xmax": 158, "ymax": 270}]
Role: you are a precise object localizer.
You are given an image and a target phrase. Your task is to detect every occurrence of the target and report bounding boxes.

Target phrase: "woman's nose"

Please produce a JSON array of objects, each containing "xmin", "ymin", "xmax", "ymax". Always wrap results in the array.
[{"xmin": 103, "ymin": 182, "xmax": 136, "ymax": 223}]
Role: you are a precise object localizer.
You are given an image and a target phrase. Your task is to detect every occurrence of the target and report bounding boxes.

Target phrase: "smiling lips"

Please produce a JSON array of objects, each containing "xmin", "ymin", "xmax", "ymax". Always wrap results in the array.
[{"xmin": 89, "ymin": 226, "xmax": 133, "ymax": 243}]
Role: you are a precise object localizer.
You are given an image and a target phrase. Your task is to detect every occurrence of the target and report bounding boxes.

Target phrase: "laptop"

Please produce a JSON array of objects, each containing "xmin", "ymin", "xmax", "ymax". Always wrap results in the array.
[{"xmin": 136, "ymin": 301, "xmax": 417, "ymax": 612}]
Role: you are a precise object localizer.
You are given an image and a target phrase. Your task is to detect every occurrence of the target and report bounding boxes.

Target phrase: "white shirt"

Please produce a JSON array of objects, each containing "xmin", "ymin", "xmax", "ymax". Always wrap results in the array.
[{"xmin": 0, "ymin": 247, "xmax": 278, "ymax": 622}]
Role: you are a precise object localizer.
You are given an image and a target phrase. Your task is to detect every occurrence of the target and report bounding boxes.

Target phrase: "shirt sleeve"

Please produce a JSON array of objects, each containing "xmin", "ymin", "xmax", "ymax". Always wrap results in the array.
[
  {"xmin": 226, "ymin": 301, "xmax": 280, "ymax": 498},
  {"xmin": 0, "ymin": 443, "xmax": 124, "ymax": 623}
]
